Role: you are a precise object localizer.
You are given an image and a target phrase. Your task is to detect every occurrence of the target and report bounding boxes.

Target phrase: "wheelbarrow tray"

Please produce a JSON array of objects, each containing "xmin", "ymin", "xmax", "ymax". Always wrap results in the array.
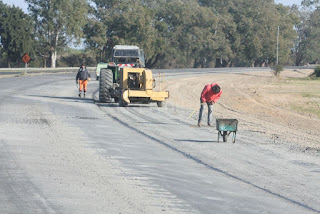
[
  {"xmin": 216, "ymin": 119, "xmax": 238, "ymax": 143},
  {"xmin": 216, "ymin": 119, "xmax": 238, "ymax": 132}
]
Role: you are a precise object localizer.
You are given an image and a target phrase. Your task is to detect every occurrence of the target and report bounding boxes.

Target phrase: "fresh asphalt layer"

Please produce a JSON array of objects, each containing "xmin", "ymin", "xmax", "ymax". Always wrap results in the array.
[{"xmin": 0, "ymin": 71, "xmax": 319, "ymax": 213}]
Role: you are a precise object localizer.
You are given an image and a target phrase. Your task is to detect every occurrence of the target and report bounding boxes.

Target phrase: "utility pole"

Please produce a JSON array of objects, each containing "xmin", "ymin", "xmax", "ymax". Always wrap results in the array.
[{"xmin": 276, "ymin": 26, "xmax": 279, "ymax": 65}]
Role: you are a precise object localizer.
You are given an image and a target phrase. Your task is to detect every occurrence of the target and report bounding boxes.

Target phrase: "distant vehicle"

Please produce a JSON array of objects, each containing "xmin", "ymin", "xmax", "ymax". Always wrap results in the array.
[
  {"xmin": 95, "ymin": 45, "xmax": 145, "ymax": 81},
  {"xmin": 95, "ymin": 62, "xmax": 109, "ymax": 80}
]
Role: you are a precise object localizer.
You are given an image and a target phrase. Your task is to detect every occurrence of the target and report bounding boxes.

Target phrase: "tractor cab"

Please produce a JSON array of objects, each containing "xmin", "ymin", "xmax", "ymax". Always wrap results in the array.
[{"xmin": 112, "ymin": 45, "xmax": 145, "ymax": 68}]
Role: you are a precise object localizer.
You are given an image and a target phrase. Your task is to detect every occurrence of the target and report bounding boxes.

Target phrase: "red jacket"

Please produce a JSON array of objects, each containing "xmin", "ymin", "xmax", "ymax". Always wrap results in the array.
[{"xmin": 200, "ymin": 83, "xmax": 222, "ymax": 103}]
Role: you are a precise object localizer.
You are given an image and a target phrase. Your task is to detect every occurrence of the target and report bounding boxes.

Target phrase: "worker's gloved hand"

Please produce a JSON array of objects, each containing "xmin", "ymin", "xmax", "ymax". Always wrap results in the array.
[
  {"xmin": 87, "ymin": 78, "xmax": 91, "ymax": 81},
  {"xmin": 76, "ymin": 80, "xmax": 78, "ymax": 84},
  {"xmin": 209, "ymin": 101, "xmax": 214, "ymax": 104}
]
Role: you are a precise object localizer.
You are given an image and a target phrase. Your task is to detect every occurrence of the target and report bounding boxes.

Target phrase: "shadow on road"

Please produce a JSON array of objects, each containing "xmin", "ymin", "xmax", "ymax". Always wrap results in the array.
[
  {"xmin": 27, "ymin": 94, "xmax": 94, "ymax": 103},
  {"xmin": 97, "ymin": 102, "xmax": 156, "ymax": 108},
  {"xmin": 136, "ymin": 121, "xmax": 179, "ymax": 125},
  {"xmin": 174, "ymin": 139, "xmax": 218, "ymax": 144}
]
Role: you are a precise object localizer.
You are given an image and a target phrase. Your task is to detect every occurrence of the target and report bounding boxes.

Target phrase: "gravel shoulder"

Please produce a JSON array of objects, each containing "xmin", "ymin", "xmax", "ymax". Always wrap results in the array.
[{"xmin": 166, "ymin": 69, "xmax": 320, "ymax": 150}]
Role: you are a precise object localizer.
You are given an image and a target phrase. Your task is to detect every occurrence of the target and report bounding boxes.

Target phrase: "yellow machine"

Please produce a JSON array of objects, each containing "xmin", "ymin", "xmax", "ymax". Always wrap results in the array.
[{"xmin": 119, "ymin": 67, "xmax": 169, "ymax": 107}]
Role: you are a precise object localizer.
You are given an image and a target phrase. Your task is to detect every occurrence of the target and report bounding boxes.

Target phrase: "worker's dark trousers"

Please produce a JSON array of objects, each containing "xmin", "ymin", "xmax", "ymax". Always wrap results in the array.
[{"xmin": 198, "ymin": 102, "xmax": 213, "ymax": 125}]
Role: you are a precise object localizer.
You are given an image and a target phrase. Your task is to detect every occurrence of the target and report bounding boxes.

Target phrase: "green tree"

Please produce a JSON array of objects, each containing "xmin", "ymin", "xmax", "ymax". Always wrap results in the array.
[
  {"xmin": 294, "ymin": 1, "xmax": 320, "ymax": 65},
  {"xmin": 302, "ymin": 0, "xmax": 320, "ymax": 7},
  {"xmin": 293, "ymin": 5, "xmax": 308, "ymax": 65},
  {"xmin": 26, "ymin": 0, "xmax": 89, "ymax": 67},
  {"xmin": 87, "ymin": 0, "xmax": 299, "ymax": 68},
  {"xmin": 304, "ymin": 8, "xmax": 320, "ymax": 63},
  {"xmin": 197, "ymin": 0, "xmax": 297, "ymax": 67},
  {"xmin": 90, "ymin": 0, "xmax": 164, "ymax": 67},
  {"xmin": 0, "ymin": 2, "xmax": 34, "ymax": 68},
  {"xmin": 84, "ymin": 18, "xmax": 108, "ymax": 62},
  {"xmin": 150, "ymin": 0, "xmax": 224, "ymax": 68},
  {"xmin": 225, "ymin": 0, "xmax": 297, "ymax": 67}
]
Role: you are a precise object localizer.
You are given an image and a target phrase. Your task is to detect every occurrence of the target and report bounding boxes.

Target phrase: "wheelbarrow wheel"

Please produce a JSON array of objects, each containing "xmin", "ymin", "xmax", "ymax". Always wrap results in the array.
[
  {"xmin": 232, "ymin": 132, "xmax": 236, "ymax": 143},
  {"xmin": 223, "ymin": 131, "xmax": 228, "ymax": 142}
]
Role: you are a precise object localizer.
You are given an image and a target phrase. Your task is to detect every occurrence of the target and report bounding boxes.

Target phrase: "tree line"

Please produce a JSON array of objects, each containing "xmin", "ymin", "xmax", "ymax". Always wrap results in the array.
[{"xmin": 0, "ymin": 0, "xmax": 320, "ymax": 69}]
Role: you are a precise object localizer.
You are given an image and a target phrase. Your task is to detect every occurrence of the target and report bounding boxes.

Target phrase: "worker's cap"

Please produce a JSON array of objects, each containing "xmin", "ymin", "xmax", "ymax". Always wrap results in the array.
[{"xmin": 212, "ymin": 85, "xmax": 220, "ymax": 94}]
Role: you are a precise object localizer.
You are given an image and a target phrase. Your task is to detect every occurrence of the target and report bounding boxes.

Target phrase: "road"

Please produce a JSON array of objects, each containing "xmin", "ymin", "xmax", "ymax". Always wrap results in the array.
[{"xmin": 0, "ymin": 70, "xmax": 319, "ymax": 213}]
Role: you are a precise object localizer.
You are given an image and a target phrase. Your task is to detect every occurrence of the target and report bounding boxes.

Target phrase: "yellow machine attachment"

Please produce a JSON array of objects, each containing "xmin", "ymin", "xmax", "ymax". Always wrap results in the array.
[{"xmin": 119, "ymin": 67, "xmax": 169, "ymax": 107}]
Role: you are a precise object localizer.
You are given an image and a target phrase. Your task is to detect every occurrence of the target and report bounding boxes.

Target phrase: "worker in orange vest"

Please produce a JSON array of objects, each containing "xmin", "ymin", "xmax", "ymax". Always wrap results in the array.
[{"xmin": 76, "ymin": 64, "xmax": 91, "ymax": 98}]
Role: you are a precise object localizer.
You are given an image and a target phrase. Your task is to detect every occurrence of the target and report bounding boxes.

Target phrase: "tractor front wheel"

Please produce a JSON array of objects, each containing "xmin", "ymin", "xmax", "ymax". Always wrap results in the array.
[
  {"xmin": 157, "ymin": 101, "xmax": 163, "ymax": 107},
  {"xmin": 119, "ymin": 98, "xmax": 128, "ymax": 107}
]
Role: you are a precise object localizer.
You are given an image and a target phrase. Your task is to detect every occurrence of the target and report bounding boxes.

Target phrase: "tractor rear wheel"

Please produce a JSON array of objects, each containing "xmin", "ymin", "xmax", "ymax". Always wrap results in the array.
[{"xmin": 99, "ymin": 69, "xmax": 113, "ymax": 103}]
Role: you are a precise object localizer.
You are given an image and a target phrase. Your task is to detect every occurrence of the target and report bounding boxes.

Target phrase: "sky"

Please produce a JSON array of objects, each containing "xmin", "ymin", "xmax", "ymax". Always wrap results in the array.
[
  {"xmin": 2, "ymin": 0, "xmax": 303, "ymax": 13},
  {"xmin": 3, "ymin": 0, "xmax": 28, "ymax": 12},
  {"xmin": 275, "ymin": 0, "xmax": 303, "ymax": 6}
]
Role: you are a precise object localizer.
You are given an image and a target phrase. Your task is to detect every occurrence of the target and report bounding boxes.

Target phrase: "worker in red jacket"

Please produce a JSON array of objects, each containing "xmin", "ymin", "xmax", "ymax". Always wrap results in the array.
[{"xmin": 198, "ymin": 83, "xmax": 222, "ymax": 127}]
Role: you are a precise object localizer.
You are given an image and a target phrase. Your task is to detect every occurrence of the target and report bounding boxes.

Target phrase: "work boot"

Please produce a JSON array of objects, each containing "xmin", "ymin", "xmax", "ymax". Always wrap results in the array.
[
  {"xmin": 84, "ymin": 92, "xmax": 86, "ymax": 98},
  {"xmin": 78, "ymin": 92, "xmax": 81, "ymax": 98},
  {"xmin": 198, "ymin": 122, "xmax": 202, "ymax": 127},
  {"xmin": 208, "ymin": 123, "xmax": 213, "ymax": 127}
]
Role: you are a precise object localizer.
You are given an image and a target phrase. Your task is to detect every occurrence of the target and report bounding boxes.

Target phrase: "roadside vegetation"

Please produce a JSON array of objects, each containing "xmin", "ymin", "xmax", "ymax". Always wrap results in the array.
[
  {"xmin": 274, "ymin": 75, "xmax": 320, "ymax": 118},
  {"xmin": 314, "ymin": 66, "xmax": 320, "ymax": 77},
  {"xmin": 1, "ymin": 0, "xmax": 320, "ymax": 69},
  {"xmin": 271, "ymin": 64, "xmax": 284, "ymax": 76}
]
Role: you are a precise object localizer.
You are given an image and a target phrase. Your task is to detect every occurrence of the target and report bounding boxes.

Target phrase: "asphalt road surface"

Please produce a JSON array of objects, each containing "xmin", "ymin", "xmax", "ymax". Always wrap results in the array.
[{"xmin": 0, "ymin": 71, "xmax": 319, "ymax": 213}]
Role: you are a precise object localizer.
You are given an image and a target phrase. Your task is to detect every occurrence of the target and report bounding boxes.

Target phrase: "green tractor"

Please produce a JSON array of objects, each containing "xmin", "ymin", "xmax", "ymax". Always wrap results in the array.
[{"xmin": 98, "ymin": 45, "xmax": 145, "ymax": 103}]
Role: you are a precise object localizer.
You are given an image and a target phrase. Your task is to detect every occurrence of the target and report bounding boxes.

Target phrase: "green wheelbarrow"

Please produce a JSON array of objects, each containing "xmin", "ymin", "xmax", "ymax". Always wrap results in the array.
[{"xmin": 216, "ymin": 119, "xmax": 238, "ymax": 143}]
